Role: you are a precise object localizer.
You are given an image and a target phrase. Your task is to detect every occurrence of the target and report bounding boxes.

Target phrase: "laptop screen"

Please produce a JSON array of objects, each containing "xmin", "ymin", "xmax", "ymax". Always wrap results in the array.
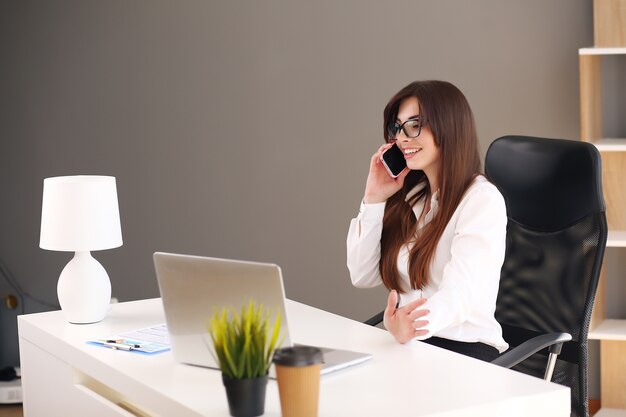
[{"xmin": 154, "ymin": 252, "xmax": 293, "ymax": 368}]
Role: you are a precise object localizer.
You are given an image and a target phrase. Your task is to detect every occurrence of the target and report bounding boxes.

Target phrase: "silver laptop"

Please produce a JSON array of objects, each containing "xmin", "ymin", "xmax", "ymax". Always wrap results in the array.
[{"xmin": 153, "ymin": 252, "xmax": 372, "ymax": 375}]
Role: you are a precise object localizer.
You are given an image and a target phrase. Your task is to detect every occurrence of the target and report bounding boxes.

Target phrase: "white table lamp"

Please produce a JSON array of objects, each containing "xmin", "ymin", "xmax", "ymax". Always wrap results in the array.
[{"xmin": 39, "ymin": 175, "xmax": 123, "ymax": 324}]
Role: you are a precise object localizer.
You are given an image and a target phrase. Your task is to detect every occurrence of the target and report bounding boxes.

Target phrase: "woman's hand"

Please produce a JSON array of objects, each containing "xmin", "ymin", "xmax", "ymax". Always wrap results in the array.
[
  {"xmin": 383, "ymin": 290, "xmax": 429, "ymax": 344},
  {"xmin": 363, "ymin": 143, "xmax": 410, "ymax": 204}
]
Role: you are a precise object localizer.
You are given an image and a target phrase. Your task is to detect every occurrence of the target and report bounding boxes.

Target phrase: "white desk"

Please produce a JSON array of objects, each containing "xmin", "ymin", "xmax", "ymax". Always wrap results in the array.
[{"xmin": 18, "ymin": 298, "xmax": 570, "ymax": 417}]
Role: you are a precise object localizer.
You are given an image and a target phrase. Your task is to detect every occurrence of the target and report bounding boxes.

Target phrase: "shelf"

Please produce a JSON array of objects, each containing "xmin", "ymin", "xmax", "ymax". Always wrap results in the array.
[
  {"xmin": 607, "ymin": 231, "xmax": 626, "ymax": 247},
  {"xmin": 594, "ymin": 408, "xmax": 626, "ymax": 417},
  {"xmin": 579, "ymin": 47, "xmax": 626, "ymax": 55},
  {"xmin": 582, "ymin": 5, "xmax": 626, "ymax": 411},
  {"xmin": 591, "ymin": 139, "xmax": 626, "ymax": 152},
  {"xmin": 589, "ymin": 319, "xmax": 626, "ymax": 340}
]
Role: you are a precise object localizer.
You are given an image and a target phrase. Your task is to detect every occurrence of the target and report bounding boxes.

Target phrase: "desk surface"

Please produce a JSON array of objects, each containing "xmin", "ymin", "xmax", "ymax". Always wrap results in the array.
[{"xmin": 18, "ymin": 298, "xmax": 570, "ymax": 416}]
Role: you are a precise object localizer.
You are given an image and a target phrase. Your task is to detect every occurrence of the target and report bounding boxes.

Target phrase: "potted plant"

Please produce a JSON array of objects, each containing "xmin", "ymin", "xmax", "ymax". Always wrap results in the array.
[{"xmin": 208, "ymin": 300, "xmax": 282, "ymax": 417}]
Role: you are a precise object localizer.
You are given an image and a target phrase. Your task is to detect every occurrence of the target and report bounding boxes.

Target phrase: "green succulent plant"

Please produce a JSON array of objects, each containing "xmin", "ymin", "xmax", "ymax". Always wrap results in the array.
[{"xmin": 208, "ymin": 300, "xmax": 282, "ymax": 379}]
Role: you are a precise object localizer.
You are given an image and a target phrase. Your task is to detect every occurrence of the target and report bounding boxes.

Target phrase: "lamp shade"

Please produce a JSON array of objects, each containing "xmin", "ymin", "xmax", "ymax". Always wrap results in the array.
[{"xmin": 40, "ymin": 175, "xmax": 123, "ymax": 252}]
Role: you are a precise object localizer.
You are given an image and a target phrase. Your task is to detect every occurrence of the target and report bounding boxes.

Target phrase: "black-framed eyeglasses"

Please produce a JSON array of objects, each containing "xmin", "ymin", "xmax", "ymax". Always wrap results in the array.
[{"xmin": 387, "ymin": 116, "xmax": 425, "ymax": 141}]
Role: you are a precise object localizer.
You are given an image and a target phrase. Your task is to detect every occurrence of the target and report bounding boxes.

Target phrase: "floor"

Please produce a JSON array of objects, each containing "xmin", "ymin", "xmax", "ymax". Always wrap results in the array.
[
  {"xmin": 0, "ymin": 405, "xmax": 22, "ymax": 417},
  {"xmin": 589, "ymin": 399, "xmax": 601, "ymax": 416}
]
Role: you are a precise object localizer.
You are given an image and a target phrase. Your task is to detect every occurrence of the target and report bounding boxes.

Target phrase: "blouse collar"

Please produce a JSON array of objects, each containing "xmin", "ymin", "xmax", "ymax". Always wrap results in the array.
[{"xmin": 406, "ymin": 182, "xmax": 439, "ymax": 226}]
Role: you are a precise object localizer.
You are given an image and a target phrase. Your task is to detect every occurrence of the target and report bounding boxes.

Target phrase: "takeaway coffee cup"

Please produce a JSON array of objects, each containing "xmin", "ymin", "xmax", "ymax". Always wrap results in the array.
[{"xmin": 273, "ymin": 346, "xmax": 323, "ymax": 417}]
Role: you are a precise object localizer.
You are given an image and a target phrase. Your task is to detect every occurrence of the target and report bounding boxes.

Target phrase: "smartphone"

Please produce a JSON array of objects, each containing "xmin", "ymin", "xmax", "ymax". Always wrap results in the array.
[{"xmin": 381, "ymin": 144, "xmax": 407, "ymax": 178}]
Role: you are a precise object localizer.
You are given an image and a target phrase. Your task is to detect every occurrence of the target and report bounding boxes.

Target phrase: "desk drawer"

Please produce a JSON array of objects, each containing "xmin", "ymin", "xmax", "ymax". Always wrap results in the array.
[{"xmin": 72, "ymin": 384, "xmax": 140, "ymax": 417}]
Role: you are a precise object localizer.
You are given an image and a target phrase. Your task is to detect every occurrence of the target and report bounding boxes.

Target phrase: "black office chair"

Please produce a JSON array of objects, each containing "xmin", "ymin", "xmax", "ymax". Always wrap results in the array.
[
  {"xmin": 364, "ymin": 135, "xmax": 607, "ymax": 417},
  {"xmin": 487, "ymin": 135, "xmax": 606, "ymax": 417}
]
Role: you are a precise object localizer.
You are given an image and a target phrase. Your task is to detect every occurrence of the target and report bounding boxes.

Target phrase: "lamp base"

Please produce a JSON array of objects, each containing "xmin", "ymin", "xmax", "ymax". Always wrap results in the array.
[{"xmin": 57, "ymin": 251, "xmax": 112, "ymax": 324}]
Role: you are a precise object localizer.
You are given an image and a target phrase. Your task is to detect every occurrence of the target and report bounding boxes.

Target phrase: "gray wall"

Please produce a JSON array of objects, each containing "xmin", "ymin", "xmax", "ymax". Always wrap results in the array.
[{"xmin": 0, "ymin": 0, "xmax": 595, "ymax": 385}]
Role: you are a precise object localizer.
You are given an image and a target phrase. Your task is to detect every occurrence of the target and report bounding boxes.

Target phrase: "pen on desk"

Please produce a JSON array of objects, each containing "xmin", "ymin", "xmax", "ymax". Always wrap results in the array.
[
  {"xmin": 101, "ymin": 339, "xmax": 142, "ymax": 348},
  {"xmin": 103, "ymin": 342, "xmax": 134, "ymax": 351}
]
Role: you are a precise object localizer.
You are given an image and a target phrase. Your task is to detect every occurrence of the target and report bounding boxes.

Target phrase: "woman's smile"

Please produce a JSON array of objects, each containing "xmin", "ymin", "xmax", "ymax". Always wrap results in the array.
[{"xmin": 401, "ymin": 147, "xmax": 422, "ymax": 159}]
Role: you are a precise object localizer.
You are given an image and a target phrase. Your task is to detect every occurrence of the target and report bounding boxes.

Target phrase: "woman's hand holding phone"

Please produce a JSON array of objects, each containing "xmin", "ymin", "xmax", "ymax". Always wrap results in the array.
[{"xmin": 363, "ymin": 143, "xmax": 409, "ymax": 204}]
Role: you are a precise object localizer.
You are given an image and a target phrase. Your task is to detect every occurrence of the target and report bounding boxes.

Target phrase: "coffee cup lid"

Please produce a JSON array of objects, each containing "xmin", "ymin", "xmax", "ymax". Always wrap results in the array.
[{"xmin": 273, "ymin": 346, "xmax": 323, "ymax": 367}]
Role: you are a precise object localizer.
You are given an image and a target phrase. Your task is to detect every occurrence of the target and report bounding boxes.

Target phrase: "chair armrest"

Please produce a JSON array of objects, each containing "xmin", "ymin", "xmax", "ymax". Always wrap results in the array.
[
  {"xmin": 364, "ymin": 311, "xmax": 384, "ymax": 326},
  {"xmin": 491, "ymin": 332, "xmax": 572, "ymax": 369}
]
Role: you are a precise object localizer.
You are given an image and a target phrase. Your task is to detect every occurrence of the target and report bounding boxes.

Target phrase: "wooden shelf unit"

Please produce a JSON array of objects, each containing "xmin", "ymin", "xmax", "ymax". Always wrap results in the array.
[
  {"xmin": 592, "ymin": 139, "xmax": 626, "ymax": 152},
  {"xmin": 589, "ymin": 319, "xmax": 626, "ymax": 340},
  {"xmin": 581, "ymin": 45, "xmax": 626, "ymax": 412},
  {"xmin": 594, "ymin": 409, "xmax": 626, "ymax": 417},
  {"xmin": 606, "ymin": 230, "xmax": 626, "ymax": 247},
  {"xmin": 579, "ymin": 47, "xmax": 626, "ymax": 55}
]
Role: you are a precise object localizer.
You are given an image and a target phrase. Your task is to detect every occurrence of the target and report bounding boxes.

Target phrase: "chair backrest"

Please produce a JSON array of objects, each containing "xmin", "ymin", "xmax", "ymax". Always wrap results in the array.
[{"xmin": 485, "ymin": 135, "xmax": 607, "ymax": 417}]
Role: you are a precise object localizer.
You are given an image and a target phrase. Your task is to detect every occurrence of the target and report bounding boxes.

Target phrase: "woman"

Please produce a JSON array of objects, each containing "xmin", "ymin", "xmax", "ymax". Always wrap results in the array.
[{"xmin": 346, "ymin": 80, "xmax": 508, "ymax": 361}]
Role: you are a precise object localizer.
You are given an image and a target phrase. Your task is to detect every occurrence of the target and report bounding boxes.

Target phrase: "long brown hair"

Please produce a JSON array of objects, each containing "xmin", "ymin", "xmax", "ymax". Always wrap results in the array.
[{"xmin": 380, "ymin": 80, "xmax": 481, "ymax": 292}]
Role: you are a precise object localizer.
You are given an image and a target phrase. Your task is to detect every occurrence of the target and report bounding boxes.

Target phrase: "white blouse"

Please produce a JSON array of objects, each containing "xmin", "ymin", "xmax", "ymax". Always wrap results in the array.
[{"xmin": 347, "ymin": 175, "xmax": 509, "ymax": 353}]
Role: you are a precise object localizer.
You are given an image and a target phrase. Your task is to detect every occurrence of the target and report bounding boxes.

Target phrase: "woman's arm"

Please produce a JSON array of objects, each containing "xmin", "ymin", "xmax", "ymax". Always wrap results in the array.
[
  {"xmin": 346, "ymin": 201, "xmax": 387, "ymax": 288},
  {"xmin": 347, "ymin": 144, "xmax": 409, "ymax": 288}
]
